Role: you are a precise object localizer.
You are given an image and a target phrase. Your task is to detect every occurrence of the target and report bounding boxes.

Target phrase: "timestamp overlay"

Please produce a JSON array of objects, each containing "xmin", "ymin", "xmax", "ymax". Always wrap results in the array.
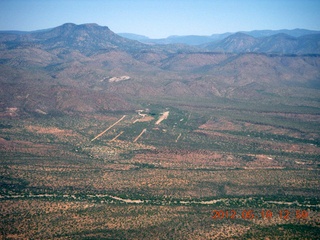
[{"xmin": 212, "ymin": 209, "xmax": 310, "ymax": 220}]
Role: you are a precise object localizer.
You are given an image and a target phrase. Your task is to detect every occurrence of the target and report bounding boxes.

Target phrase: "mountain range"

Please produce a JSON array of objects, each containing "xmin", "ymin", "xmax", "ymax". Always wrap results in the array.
[
  {"xmin": 203, "ymin": 32, "xmax": 320, "ymax": 54},
  {"xmin": 0, "ymin": 23, "xmax": 319, "ymax": 116},
  {"xmin": 119, "ymin": 28, "xmax": 320, "ymax": 52}
]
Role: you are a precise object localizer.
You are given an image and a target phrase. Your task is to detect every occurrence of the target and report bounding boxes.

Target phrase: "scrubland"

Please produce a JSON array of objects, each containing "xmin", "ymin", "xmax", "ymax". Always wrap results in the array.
[{"xmin": 1, "ymin": 101, "xmax": 319, "ymax": 239}]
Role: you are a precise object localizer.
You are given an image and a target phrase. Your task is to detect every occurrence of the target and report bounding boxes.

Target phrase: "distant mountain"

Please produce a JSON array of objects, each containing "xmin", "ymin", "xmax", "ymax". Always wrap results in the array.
[
  {"xmin": 241, "ymin": 29, "xmax": 320, "ymax": 38},
  {"xmin": 0, "ymin": 23, "xmax": 150, "ymax": 55},
  {"xmin": 203, "ymin": 32, "xmax": 320, "ymax": 54},
  {"xmin": 144, "ymin": 35, "xmax": 216, "ymax": 45},
  {"xmin": 117, "ymin": 33, "xmax": 150, "ymax": 41},
  {"xmin": 119, "ymin": 29, "xmax": 320, "ymax": 47},
  {"xmin": 255, "ymin": 33, "xmax": 298, "ymax": 53},
  {"xmin": 204, "ymin": 33, "xmax": 259, "ymax": 53},
  {"xmin": 119, "ymin": 34, "xmax": 230, "ymax": 45}
]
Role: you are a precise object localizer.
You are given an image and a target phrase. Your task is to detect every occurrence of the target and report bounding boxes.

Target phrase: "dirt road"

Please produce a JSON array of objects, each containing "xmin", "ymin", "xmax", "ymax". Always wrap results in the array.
[
  {"xmin": 133, "ymin": 128, "xmax": 147, "ymax": 142},
  {"xmin": 109, "ymin": 131, "xmax": 124, "ymax": 142},
  {"xmin": 91, "ymin": 115, "xmax": 126, "ymax": 142}
]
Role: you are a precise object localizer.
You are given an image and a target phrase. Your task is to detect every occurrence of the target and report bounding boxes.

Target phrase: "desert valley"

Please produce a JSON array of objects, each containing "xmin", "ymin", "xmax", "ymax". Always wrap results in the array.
[{"xmin": 0, "ymin": 23, "xmax": 319, "ymax": 239}]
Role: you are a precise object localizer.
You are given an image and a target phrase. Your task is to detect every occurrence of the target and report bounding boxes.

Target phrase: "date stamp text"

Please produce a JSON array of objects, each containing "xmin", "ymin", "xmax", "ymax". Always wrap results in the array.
[{"xmin": 212, "ymin": 209, "xmax": 309, "ymax": 220}]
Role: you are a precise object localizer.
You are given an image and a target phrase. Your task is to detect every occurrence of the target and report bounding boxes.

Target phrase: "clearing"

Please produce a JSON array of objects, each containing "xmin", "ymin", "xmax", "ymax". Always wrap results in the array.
[{"xmin": 155, "ymin": 111, "xmax": 169, "ymax": 125}]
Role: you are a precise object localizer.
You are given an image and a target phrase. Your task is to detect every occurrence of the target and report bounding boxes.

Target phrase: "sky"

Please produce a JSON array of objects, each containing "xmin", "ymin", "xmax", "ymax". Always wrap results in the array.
[{"xmin": 0, "ymin": 0, "xmax": 319, "ymax": 38}]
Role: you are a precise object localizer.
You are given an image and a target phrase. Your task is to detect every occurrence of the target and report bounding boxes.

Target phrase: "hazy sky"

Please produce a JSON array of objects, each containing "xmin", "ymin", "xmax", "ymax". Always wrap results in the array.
[{"xmin": 0, "ymin": 0, "xmax": 319, "ymax": 38}]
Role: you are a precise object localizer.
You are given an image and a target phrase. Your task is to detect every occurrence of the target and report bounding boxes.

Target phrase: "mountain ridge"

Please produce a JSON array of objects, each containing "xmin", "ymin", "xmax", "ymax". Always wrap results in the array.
[
  {"xmin": 203, "ymin": 32, "xmax": 320, "ymax": 54},
  {"xmin": 119, "ymin": 28, "xmax": 320, "ymax": 46},
  {"xmin": 2, "ymin": 24, "xmax": 319, "ymax": 54}
]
